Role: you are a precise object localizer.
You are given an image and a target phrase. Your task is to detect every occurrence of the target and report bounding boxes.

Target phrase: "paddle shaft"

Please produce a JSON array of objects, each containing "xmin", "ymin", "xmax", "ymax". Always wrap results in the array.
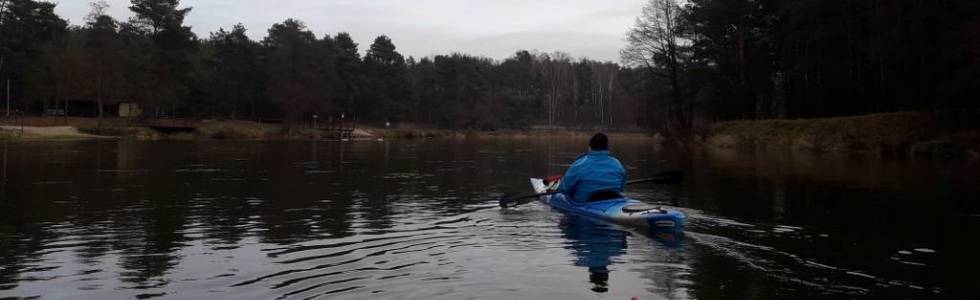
[
  {"xmin": 499, "ymin": 170, "xmax": 683, "ymax": 208},
  {"xmin": 627, "ymin": 178, "xmax": 662, "ymax": 185},
  {"xmin": 498, "ymin": 191, "xmax": 561, "ymax": 208}
]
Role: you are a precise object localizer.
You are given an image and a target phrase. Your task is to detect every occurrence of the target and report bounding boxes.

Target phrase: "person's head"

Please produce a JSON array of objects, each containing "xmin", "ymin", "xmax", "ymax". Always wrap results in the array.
[{"xmin": 589, "ymin": 133, "xmax": 609, "ymax": 151}]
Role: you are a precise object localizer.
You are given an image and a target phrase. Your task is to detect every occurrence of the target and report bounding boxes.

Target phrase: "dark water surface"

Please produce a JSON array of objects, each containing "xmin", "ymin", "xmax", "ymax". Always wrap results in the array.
[{"xmin": 0, "ymin": 139, "xmax": 977, "ymax": 299}]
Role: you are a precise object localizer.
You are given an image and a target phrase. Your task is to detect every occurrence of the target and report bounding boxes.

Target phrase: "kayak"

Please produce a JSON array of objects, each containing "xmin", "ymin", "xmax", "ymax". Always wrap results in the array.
[{"xmin": 530, "ymin": 177, "xmax": 686, "ymax": 231}]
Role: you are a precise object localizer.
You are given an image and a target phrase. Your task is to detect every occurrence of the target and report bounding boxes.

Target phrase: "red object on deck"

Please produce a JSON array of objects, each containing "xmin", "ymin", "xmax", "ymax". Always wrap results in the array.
[{"xmin": 544, "ymin": 175, "xmax": 563, "ymax": 184}]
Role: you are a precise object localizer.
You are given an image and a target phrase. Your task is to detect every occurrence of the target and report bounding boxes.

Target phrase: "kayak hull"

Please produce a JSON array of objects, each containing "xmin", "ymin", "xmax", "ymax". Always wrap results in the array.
[{"xmin": 531, "ymin": 178, "xmax": 685, "ymax": 232}]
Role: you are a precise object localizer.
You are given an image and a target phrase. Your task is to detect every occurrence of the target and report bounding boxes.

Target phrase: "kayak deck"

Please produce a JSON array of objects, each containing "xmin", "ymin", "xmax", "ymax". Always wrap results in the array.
[{"xmin": 531, "ymin": 178, "xmax": 685, "ymax": 231}]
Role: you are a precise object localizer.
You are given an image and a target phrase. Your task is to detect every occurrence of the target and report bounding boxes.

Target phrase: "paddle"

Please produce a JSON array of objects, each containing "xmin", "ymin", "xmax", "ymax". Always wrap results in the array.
[{"xmin": 498, "ymin": 170, "xmax": 684, "ymax": 208}]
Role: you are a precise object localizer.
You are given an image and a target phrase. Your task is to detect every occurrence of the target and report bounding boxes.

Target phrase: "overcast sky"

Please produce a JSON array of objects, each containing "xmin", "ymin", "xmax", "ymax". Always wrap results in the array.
[{"xmin": 52, "ymin": 0, "xmax": 644, "ymax": 62}]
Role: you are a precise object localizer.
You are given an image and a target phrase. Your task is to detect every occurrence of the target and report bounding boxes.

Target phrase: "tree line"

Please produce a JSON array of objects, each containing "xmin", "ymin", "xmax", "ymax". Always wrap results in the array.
[
  {"xmin": 624, "ymin": 0, "xmax": 979, "ymax": 133},
  {"xmin": 1, "ymin": 0, "xmax": 976, "ymax": 132},
  {"xmin": 0, "ymin": 0, "xmax": 648, "ymax": 129}
]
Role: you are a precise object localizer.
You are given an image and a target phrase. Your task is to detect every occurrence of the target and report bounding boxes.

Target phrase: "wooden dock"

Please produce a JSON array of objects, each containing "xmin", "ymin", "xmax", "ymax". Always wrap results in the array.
[{"xmin": 317, "ymin": 119, "xmax": 356, "ymax": 139}]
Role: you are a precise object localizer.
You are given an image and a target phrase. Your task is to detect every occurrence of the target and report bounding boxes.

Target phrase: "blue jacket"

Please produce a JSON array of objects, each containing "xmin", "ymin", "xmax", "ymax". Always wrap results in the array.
[{"xmin": 557, "ymin": 151, "xmax": 626, "ymax": 203}]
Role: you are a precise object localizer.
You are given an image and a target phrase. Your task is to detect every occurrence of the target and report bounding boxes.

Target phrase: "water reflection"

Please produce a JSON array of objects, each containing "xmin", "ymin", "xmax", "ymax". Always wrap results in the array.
[
  {"xmin": 0, "ymin": 139, "xmax": 976, "ymax": 299},
  {"xmin": 1, "ymin": 140, "xmax": 6, "ymax": 200},
  {"xmin": 559, "ymin": 215, "xmax": 627, "ymax": 293},
  {"xmin": 559, "ymin": 214, "xmax": 685, "ymax": 294}
]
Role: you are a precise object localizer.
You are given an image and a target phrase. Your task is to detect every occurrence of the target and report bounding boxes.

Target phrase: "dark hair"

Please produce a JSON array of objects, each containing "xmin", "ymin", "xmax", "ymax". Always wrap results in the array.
[{"xmin": 589, "ymin": 133, "xmax": 609, "ymax": 151}]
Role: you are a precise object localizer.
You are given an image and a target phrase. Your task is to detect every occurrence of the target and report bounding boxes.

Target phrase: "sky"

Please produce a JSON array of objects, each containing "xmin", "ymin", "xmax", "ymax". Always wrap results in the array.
[{"xmin": 52, "ymin": 0, "xmax": 645, "ymax": 62}]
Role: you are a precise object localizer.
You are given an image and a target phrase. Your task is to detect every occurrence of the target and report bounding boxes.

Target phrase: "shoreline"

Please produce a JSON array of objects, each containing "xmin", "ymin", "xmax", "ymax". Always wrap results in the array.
[
  {"xmin": 0, "ymin": 125, "xmax": 117, "ymax": 141},
  {"xmin": 4, "ymin": 113, "xmax": 977, "ymax": 160},
  {"xmin": 0, "ymin": 117, "xmax": 654, "ymax": 142},
  {"xmin": 698, "ymin": 112, "xmax": 980, "ymax": 159}
]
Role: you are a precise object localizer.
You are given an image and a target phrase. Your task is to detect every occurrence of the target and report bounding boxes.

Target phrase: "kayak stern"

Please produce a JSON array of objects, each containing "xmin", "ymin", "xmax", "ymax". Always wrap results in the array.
[{"xmin": 530, "ymin": 178, "xmax": 686, "ymax": 232}]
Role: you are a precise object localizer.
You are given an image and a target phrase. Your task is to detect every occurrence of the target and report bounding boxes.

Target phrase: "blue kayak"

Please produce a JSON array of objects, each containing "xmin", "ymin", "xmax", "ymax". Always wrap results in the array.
[{"xmin": 531, "ymin": 178, "xmax": 686, "ymax": 231}]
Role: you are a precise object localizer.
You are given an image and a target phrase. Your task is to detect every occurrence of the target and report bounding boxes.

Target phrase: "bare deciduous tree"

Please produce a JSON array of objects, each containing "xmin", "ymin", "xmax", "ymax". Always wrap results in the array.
[
  {"xmin": 591, "ymin": 62, "xmax": 617, "ymax": 127},
  {"xmin": 537, "ymin": 51, "xmax": 573, "ymax": 127},
  {"xmin": 622, "ymin": 0, "xmax": 688, "ymax": 133}
]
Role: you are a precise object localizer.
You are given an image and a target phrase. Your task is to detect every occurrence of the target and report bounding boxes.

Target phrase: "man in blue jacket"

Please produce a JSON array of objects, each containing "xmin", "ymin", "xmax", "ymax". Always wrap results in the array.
[{"xmin": 557, "ymin": 133, "xmax": 627, "ymax": 203}]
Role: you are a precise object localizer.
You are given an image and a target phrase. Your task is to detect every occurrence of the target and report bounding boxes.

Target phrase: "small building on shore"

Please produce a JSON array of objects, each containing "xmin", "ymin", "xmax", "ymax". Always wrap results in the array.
[{"xmin": 118, "ymin": 102, "xmax": 142, "ymax": 118}]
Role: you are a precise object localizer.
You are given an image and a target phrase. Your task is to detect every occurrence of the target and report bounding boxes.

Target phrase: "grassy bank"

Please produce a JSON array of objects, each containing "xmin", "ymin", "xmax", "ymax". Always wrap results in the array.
[
  {"xmin": 702, "ymin": 112, "xmax": 980, "ymax": 158},
  {"xmin": 1, "ymin": 117, "xmax": 652, "ymax": 142},
  {"xmin": 0, "ymin": 125, "xmax": 114, "ymax": 141},
  {"xmin": 370, "ymin": 126, "xmax": 653, "ymax": 140}
]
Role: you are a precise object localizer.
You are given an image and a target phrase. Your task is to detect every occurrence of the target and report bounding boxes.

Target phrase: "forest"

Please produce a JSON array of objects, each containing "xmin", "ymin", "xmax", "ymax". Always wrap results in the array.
[{"xmin": 0, "ymin": 0, "xmax": 977, "ymax": 133}]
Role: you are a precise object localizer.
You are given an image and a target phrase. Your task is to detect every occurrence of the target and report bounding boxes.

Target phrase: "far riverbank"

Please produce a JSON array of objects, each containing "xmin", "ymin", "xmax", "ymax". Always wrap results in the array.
[
  {"xmin": 699, "ymin": 112, "xmax": 980, "ymax": 159},
  {"xmin": 4, "ymin": 113, "xmax": 977, "ymax": 160},
  {"xmin": 0, "ymin": 117, "xmax": 653, "ymax": 141}
]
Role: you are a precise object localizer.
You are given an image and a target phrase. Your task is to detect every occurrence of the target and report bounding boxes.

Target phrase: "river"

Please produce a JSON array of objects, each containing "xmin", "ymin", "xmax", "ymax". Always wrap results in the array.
[{"xmin": 0, "ymin": 138, "xmax": 977, "ymax": 299}]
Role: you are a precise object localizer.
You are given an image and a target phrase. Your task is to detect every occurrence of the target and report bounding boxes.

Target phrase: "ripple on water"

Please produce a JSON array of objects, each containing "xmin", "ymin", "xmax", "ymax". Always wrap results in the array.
[
  {"xmin": 682, "ymin": 212, "xmax": 952, "ymax": 298},
  {"xmin": 236, "ymin": 231, "xmax": 464, "ymax": 298}
]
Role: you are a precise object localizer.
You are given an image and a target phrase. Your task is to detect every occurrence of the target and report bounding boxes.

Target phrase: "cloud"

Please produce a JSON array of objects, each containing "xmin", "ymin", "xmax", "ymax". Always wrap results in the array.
[{"xmin": 52, "ymin": 0, "xmax": 644, "ymax": 62}]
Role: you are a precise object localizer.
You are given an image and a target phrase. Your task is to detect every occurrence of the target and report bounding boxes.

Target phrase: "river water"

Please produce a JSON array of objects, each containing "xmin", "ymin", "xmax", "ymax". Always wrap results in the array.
[{"xmin": 0, "ymin": 138, "xmax": 977, "ymax": 299}]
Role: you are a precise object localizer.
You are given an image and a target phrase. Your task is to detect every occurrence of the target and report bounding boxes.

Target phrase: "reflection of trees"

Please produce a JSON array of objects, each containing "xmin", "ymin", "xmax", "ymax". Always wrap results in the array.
[
  {"xmin": 0, "ymin": 137, "xmax": 649, "ymax": 294},
  {"xmin": 250, "ymin": 141, "xmax": 356, "ymax": 244},
  {"xmin": 111, "ymin": 141, "xmax": 188, "ymax": 285},
  {"xmin": 2, "ymin": 140, "xmax": 7, "ymax": 200},
  {"xmin": 355, "ymin": 141, "xmax": 395, "ymax": 231},
  {"xmin": 114, "ymin": 206, "xmax": 185, "ymax": 285},
  {"xmin": 0, "ymin": 224, "xmax": 52, "ymax": 290},
  {"xmin": 397, "ymin": 140, "xmax": 481, "ymax": 215},
  {"xmin": 314, "ymin": 141, "xmax": 355, "ymax": 239},
  {"xmin": 0, "ymin": 142, "xmax": 67, "ymax": 289},
  {"xmin": 241, "ymin": 142, "xmax": 316, "ymax": 244}
]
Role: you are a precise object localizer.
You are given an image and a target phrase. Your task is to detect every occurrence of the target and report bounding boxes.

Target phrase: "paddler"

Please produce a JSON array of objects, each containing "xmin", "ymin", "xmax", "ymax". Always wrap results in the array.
[{"xmin": 557, "ymin": 133, "xmax": 627, "ymax": 203}]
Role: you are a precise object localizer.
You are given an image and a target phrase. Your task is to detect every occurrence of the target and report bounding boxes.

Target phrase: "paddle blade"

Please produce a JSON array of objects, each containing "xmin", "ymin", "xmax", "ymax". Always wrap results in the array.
[{"xmin": 498, "ymin": 193, "xmax": 520, "ymax": 208}]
